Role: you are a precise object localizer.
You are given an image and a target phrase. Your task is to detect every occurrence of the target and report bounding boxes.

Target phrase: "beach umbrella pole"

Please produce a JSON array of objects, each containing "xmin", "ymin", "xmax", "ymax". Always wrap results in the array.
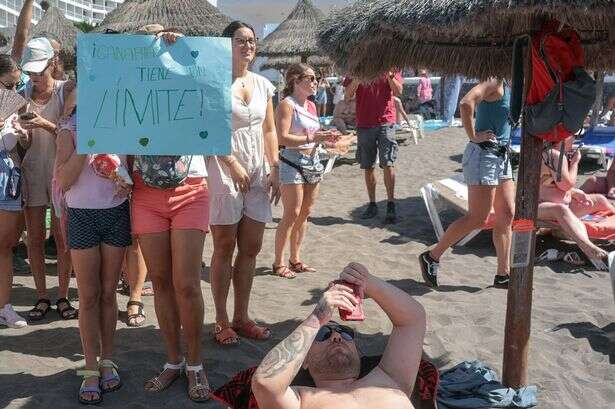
[{"xmin": 502, "ymin": 35, "xmax": 541, "ymax": 388}]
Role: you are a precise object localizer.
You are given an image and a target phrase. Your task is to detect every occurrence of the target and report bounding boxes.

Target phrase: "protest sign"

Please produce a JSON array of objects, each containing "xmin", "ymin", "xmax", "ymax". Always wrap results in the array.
[{"xmin": 77, "ymin": 33, "xmax": 231, "ymax": 155}]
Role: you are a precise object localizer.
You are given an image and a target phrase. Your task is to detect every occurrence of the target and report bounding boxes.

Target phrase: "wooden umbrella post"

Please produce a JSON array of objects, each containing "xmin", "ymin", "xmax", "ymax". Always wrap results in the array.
[{"xmin": 502, "ymin": 32, "xmax": 541, "ymax": 388}]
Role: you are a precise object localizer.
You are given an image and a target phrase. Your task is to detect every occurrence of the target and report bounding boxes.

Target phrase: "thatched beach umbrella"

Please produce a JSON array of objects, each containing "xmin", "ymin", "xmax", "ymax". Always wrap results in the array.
[
  {"xmin": 319, "ymin": 0, "xmax": 615, "ymax": 79},
  {"xmin": 31, "ymin": 2, "xmax": 80, "ymax": 69},
  {"xmin": 258, "ymin": 0, "xmax": 326, "ymax": 62},
  {"xmin": 260, "ymin": 55, "xmax": 333, "ymax": 72},
  {"xmin": 96, "ymin": 0, "xmax": 230, "ymax": 36},
  {"xmin": 319, "ymin": 0, "xmax": 615, "ymax": 389}
]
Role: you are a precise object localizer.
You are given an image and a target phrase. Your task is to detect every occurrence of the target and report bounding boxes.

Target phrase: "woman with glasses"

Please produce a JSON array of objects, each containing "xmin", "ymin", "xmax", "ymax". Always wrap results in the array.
[
  {"xmin": 18, "ymin": 37, "xmax": 76, "ymax": 322},
  {"xmin": 0, "ymin": 54, "xmax": 30, "ymax": 329},
  {"xmin": 273, "ymin": 64, "xmax": 340, "ymax": 278},
  {"xmin": 207, "ymin": 21, "xmax": 280, "ymax": 346}
]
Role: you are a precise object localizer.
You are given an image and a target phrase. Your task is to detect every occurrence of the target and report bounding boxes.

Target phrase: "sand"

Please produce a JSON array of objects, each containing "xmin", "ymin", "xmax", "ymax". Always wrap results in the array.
[{"xmin": 1, "ymin": 127, "xmax": 613, "ymax": 409}]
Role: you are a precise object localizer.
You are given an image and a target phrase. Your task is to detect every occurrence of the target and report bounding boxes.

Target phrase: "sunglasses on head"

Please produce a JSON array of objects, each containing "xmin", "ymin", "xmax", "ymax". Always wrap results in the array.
[{"xmin": 315, "ymin": 324, "xmax": 355, "ymax": 342}]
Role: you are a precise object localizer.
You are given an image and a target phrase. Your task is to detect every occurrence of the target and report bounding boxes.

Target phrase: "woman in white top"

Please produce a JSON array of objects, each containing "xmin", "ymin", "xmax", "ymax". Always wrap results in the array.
[
  {"xmin": 273, "ymin": 64, "xmax": 340, "ymax": 278},
  {"xmin": 207, "ymin": 21, "xmax": 280, "ymax": 346}
]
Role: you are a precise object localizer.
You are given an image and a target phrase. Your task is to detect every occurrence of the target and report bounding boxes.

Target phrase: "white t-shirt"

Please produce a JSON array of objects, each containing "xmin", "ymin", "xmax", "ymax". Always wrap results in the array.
[{"xmin": 188, "ymin": 155, "xmax": 207, "ymax": 177}]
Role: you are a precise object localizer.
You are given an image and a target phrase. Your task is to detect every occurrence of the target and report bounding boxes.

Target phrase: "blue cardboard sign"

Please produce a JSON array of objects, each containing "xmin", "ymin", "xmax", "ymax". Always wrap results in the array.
[{"xmin": 76, "ymin": 33, "xmax": 231, "ymax": 155}]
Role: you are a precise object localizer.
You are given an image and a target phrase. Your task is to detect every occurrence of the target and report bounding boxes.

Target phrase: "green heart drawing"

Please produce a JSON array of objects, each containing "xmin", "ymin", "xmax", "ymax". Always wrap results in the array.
[
  {"xmin": 199, "ymin": 131, "xmax": 208, "ymax": 139},
  {"xmin": 139, "ymin": 137, "xmax": 150, "ymax": 147},
  {"xmin": 191, "ymin": 50, "xmax": 199, "ymax": 59},
  {"xmin": 87, "ymin": 139, "xmax": 96, "ymax": 147}
]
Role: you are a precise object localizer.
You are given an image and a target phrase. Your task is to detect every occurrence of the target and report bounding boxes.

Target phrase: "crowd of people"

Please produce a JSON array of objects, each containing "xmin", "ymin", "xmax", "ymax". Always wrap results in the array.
[
  {"xmin": 2, "ymin": 2, "xmax": 615, "ymax": 408},
  {"xmin": 0, "ymin": 2, "xmax": 407, "ymax": 401}
]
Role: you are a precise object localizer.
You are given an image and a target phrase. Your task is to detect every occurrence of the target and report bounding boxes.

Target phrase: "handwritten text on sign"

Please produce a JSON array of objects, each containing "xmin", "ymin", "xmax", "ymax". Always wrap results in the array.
[{"xmin": 77, "ymin": 34, "xmax": 231, "ymax": 155}]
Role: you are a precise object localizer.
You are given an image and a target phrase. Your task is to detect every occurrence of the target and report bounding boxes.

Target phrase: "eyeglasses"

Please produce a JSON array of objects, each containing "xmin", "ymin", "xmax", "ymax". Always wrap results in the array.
[
  {"xmin": 25, "ymin": 63, "xmax": 51, "ymax": 77},
  {"xmin": 0, "ymin": 79, "xmax": 24, "ymax": 90},
  {"xmin": 233, "ymin": 37, "xmax": 257, "ymax": 47},
  {"xmin": 301, "ymin": 75, "xmax": 317, "ymax": 83},
  {"xmin": 315, "ymin": 324, "xmax": 355, "ymax": 342}
]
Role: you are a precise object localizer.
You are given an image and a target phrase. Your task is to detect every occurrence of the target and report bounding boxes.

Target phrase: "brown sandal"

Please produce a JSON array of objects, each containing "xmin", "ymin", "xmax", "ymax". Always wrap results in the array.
[
  {"xmin": 214, "ymin": 321, "xmax": 239, "ymax": 345},
  {"xmin": 289, "ymin": 260, "xmax": 316, "ymax": 273},
  {"xmin": 272, "ymin": 264, "xmax": 296, "ymax": 279},
  {"xmin": 232, "ymin": 319, "xmax": 271, "ymax": 340}
]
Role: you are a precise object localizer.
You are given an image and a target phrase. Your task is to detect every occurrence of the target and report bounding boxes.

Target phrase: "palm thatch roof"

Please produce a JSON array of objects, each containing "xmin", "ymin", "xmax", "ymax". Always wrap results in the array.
[
  {"xmin": 96, "ymin": 0, "xmax": 230, "ymax": 36},
  {"xmin": 319, "ymin": 0, "xmax": 615, "ymax": 79},
  {"xmin": 31, "ymin": 2, "xmax": 79, "ymax": 51},
  {"xmin": 258, "ymin": 0, "xmax": 325, "ymax": 59},
  {"xmin": 260, "ymin": 55, "xmax": 333, "ymax": 71}
]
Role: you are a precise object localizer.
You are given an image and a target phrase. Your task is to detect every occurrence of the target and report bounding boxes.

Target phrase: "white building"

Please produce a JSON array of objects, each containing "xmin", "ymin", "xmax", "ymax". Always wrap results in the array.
[{"xmin": 0, "ymin": 0, "xmax": 218, "ymax": 28}]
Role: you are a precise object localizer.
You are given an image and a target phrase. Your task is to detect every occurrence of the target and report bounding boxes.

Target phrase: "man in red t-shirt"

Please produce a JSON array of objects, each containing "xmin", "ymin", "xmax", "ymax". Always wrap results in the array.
[{"xmin": 344, "ymin": 71, "xmax": 403, "ymax": 223}]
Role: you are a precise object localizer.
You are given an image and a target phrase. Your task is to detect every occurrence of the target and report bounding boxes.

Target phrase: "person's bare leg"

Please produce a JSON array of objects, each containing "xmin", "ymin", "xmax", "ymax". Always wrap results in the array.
[
  {"xmin": 538, "ymin": 203, "xmax": 607, "ymax": 259},
  {"xmin": 125, "ymin": 240, "xmax": 147, "ymax": 324},
  {"xmin": 233, "ymin": 216, "xmax": 265, "ymax": 324},
  {"xmin": 430, "ymin": 185, "xmax": 496, "ymax": 260},
  {"xmin": 289, "ymin": 184, "xmax": 319, "ymax": 264},
  {"xmin": 492, "ymin": 180, "xmax": 515, "ymax": 276},
  {"xmin": 99, "ymin": 243, "xmax": 125, "ymax": 390},
  {"xmin": 52, "ymin": 212, "xmax": 71, "ymax": 300},
  {"xmin": 570, "ymin": 194, "xmax": 615, "ymax": 217},
  {"xmin": 364, "ymin": 168, "xmax": 376, "ymax": 203},
  {"xmin": 72, "ymin": 246, "xmax": 102, "ymax": 401},
  {"xmin": 274, "ymin": 184, "xmax": 302, "ymax": 267},
  {"xmin": 209, "ymin": 224, "xmax": 238, "ymax": 324},
  {"xmin": 138, "ymin": 233, "xmax": 182, "ymax": 365},
  {"xmin": 0, "ymin": 211, "xmax": 21, "ymax": 307},
  {"xmin": 170, "ymin": 229, "xmax": 205, "ymax": 367},
  {"xmin": 383, "ymin": 166, "xmax": 395, "ymax": 202},
  {"xmin": 579, "ymin": 176, "xmax": 607, "ymax": 195},
  {"xmin": 24, "ymin": 206, "xmax": 48, "ymax": 300},
  {"xmin": 170, "ymin": 229, "xmax": 208, "ymax": 400}
]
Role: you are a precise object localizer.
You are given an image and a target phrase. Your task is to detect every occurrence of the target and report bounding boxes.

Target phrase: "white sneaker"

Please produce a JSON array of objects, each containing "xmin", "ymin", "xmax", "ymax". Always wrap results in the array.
[{"xmin": 0, "ymin": 304, "xmax": 27, "ymax": 329}]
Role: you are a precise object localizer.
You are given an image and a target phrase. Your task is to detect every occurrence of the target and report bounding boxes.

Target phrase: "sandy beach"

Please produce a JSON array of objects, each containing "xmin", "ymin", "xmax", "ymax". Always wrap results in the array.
[{"xmin": 1, "ymin": 127, "xmax": 613, "ymax": 409}]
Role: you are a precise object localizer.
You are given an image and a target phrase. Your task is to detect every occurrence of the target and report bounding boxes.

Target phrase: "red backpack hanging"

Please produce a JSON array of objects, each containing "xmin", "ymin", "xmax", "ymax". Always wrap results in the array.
[{"xmin": 524, "ymin": 20, "xmax": 596, "ymax": 142}]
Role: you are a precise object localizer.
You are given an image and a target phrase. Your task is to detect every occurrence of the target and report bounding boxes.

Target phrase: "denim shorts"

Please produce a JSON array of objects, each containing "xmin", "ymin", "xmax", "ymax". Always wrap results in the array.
[
  {"xmin": 462, "ymin": 142, "xmax": 513, "ymax": 186},
  {"xmin": 0, "ymin": 151, "xmax": 21, "ymax": 212},
  {"xmin": 279, "ymin": 148, "xmax": 323, "ymax": 185},
  {"xmin": 356, "ymin": 125, "xmax": 398, "ymax": 169}
]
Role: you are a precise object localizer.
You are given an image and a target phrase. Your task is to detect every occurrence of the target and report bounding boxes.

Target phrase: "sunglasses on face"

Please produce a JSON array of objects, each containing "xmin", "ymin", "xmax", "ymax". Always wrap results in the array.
[
  {"xmin": 25, "ymin": 63, "xmax": 51, "ymax": 77},
  {"xmin": 301, "ymin": 75, "xmax": 317, "ymax": 83},
  {"xmin": 0, "ymin": 79, "xmax": 24, "ymax": 90},
  {"xmin": 233, "ymin": 37, "xmax": 257, "ymax": 47},
  {"xmin": 315, "ymin": 324, "xmax": 355, "ymax": 342}
]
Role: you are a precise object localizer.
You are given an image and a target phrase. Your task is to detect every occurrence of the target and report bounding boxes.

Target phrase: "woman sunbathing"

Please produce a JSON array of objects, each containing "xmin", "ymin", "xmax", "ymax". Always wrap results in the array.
[{"xmin": 538, "ymin": 136, "xmax": 615, "ymax": 264}]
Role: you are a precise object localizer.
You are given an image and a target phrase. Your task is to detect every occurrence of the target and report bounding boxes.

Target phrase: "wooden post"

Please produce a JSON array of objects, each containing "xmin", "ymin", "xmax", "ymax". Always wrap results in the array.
[
  {"xmin": 590, "ymin": 71, "xmax": 605, "ymax": 128},
  {"xmin": 502, "ymin": 36, "xmax": 542, "ymax": 388}
]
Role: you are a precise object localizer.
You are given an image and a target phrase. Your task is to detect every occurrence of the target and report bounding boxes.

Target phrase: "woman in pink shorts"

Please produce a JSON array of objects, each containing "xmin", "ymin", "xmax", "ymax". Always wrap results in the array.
[
  {"xmin": 207, "ymin": 21, "xmax": 280, "ymax": 346},
  {"xmin": 131, "ymin": 31, "xmax": 210, "ymax": 403}
]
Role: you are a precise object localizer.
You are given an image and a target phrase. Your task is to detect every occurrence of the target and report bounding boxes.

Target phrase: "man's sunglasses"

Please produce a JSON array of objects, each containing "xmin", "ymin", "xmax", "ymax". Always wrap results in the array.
[
  {"xmin": 301, "ymin": 75, "xmax": 317, "ymax": 83},
  {"xmin": 315, "ymin": 324, "xmax": 355, "ymax": 342}
]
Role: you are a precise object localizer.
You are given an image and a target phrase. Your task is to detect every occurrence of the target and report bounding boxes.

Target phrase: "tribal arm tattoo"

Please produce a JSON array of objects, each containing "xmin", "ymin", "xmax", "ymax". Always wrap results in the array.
[{"xmin": 254, "ymin": 303, "xmax": 327, "ymax": 388}]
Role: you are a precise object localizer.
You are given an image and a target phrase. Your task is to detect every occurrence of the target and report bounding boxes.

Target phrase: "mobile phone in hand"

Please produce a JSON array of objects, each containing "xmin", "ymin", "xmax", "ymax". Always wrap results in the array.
[
  {"xmin": 19, "ymin": 112, "xmax": 35, "ymax": 121},
  {"xmin": 335, "ymin": 280, "xmax": 365, "ymax": 321}
]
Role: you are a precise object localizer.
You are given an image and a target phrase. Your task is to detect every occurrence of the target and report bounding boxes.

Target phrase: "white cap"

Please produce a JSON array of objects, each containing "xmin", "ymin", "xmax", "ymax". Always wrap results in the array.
[{"xmin": 21, "ymin": 37, "xmax": 55, "ymax": 73}]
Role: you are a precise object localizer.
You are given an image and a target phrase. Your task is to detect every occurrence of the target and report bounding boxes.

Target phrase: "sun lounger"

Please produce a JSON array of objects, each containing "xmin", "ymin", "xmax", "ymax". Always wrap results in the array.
[
  {"xmin": 579, "ymin": 126, "xmax": 615, "ymax": 171},
  {"xmin": 421, "ymin": 175, "xmax": 611, "ymax": 269}
]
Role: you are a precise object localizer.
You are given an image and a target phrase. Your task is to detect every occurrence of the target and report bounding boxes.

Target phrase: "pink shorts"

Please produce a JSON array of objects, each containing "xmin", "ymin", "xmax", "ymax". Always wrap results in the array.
[{"xmin": 131, "ymin": 175, "xmax": 209, "ymax": 235}]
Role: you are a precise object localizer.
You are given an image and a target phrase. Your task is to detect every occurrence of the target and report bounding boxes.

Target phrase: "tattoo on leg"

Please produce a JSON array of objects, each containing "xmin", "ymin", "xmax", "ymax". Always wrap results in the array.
[{"xmin": 255, "ymin": 327, "xmax": 312, "ymax": 379}]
